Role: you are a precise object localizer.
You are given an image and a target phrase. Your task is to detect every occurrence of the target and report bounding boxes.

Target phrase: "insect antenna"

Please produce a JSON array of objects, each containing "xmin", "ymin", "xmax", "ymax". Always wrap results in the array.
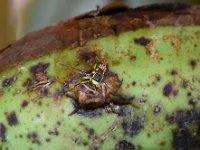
[{"xmin": 59, "ymin": 63, "xmax": 86, "ymax": 75}]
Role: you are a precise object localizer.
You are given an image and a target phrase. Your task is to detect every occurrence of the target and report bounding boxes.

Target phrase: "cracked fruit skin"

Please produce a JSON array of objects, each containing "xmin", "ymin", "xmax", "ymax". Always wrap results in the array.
[{"xmin": 0, "ymin": 26, "xmax": 200, "ymax": 150}]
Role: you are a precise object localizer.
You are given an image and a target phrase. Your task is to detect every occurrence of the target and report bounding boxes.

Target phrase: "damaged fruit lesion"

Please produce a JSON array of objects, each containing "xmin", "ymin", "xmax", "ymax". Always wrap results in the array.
[
  {"xmin": 26, "ymin": 63, "xmax": 55, "ymax": 95},
  {"xmin": 60, "ymin": 60, "xmax": 135, "ymax": 115}
]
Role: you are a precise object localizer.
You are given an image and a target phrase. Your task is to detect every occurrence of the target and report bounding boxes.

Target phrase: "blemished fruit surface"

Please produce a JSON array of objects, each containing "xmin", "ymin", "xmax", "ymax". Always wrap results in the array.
[{"xmin": 0, "ymin": 26, "xmax": 199, "ymax": 150}]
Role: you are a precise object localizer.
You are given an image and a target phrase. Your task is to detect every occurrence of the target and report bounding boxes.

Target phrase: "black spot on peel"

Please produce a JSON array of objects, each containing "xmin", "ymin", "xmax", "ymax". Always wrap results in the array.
[
  {"xmin": 163, "ymin": 83, "xmax": 172, "ymax": 97},
  {"xmin": 134, "ymin": 37, "xmax": 150, "ymax": 46},
  {"xmin": 0, "ymin": 123, "xmax": 6, "ymax": 142},
  {"xmin": 48, "ymin": 128, "xmax": 59, "ymax": 136},
  {"xmin": 131, "ymin": 81, "xmax": 136, "ymax": 86},
  {"xmin": 187, "ymin": 92, "xmax": 192, "ymax": 97},
  {"xmin": 181, "ymin": 80, "xmax": 188, "ymax": 89},
  {"xmin": 27, "ymin": 132, "xmax": 41, "ymax": 145},
  {"xmin": 6, "ymin": 112, "xmax": 18, "ymax": 126},
  {"xmin": 155, "ymin": 75, "xmax": 161, "ymax": 82},
  {"xmin": 190, "ymin": 59, "xmax": 197, "ymax": 70},
  {"xmin": 21, "ymin": 100, "xmax": 29, "ymax": 108},
  {"xmin": 2, "ymin": 76, "xmax": 17, "ymax": 88},
  {"xmin": 46, "ymin": 138, "xmax": 51, "ymax": 143},
  {"xmin": 170, "ymin": 70, "xmax": 177, "ymax": 76},
  {"xmin": 165, "ymin": 109, "xmax": 200, "ymax": 128},
  {"xmin": 115, "ymin": 140, "xmax": 135, "ymax": 150}
]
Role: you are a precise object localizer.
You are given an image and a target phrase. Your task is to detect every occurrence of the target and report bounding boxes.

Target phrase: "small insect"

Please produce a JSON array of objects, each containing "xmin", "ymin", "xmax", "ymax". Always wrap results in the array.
[{"xmin": 60, "ymin": 62, "xmax": 134, "ymax": 115}]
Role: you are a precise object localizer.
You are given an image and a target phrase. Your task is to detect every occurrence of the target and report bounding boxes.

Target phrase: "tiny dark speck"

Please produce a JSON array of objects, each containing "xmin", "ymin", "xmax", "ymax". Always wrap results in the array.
[
  {"xmin": 131, "ymin": 81, "xmax": 136, "ymax": 86},
  {"xmin": 163, "ymin": 83, "xmax": 172, "ymax": 97},
  {"xmin": 170, "ymin": 70, "xmax": 177, "ymax": 76},
  {"xmin": 134, "ymin": 37, "xmax": 150, "ymax": 46},
  {"xmin": 46, "ymin": 138, "xmax": 51, "ymax": 143},
  {"xmin": 21, "ymin": 100, "xmax": 29, "ymax": 108},
  {"xmin": 6, "ymin": 112, "xmax": 18, "ymax": 126},
  {"xmin": 182, "ymin": 81, "xmax": 188, "ymax": 89},
  {"xmin": 190, "ymin": 59, "xmax": 197, "ymax": 70}
]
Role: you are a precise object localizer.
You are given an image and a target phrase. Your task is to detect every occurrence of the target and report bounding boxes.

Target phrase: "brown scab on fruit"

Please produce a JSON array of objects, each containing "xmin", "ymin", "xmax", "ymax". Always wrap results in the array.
[
  {"xmin": 27, "ymin": 63, "xmax": 54, "ymax": 95},
  {"xmin": 61, "ymin": 62, "xmax": 134, "ymax": 115},
  {"xmin": 6, "ymin": 111, "xmax": 18, "ymax": 126}
]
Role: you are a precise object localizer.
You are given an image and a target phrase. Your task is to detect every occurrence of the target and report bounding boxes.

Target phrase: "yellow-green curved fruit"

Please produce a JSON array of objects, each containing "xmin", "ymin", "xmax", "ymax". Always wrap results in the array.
[{"xmin": 0, "ymin": 3, "xmax": 200, "ymax": 150}]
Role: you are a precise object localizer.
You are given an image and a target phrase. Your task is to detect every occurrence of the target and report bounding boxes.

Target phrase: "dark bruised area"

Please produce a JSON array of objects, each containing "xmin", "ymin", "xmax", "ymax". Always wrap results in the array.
[
  {"xmin": 165, "ymin": 109, "xmax": 200, "ymax": 128},
  {"xmin": 134, "ymin": 37, "xmax": 150, "ymax": 46},
  {"xmin": 172, "ymin": 128, "xmax": 200, "ymax": 150},
  {"xmin": 2, "ymin": 76, "xmax": 17, "ymax": 88},
  {"xmin": 6, "ymin": 111, "xmax": 18, "ymax": 126},
  {"xmin": 165, "ymin": 109, "xmax": 200, "ymax": 149},
  {"xmin": 115, "ymin": 140, "xmax": 135, "ymax": 150},
  {"xmin": 0, "ymin": 4, "xmax": 200, "ymax": 72},
  {"xmin": 0, "ymin": 123, "xmax": 6, "ymax": 142},
  {"xmin": 27, "ymin": 132, "xmax": 41, "ymax": 145},
  {"xmin": 122, "ymin": 117, "xmax": 143, "ymax": 137},
  {"xmin": 76, "ymin": 107, "xmax": 103, "ymax": 118}
]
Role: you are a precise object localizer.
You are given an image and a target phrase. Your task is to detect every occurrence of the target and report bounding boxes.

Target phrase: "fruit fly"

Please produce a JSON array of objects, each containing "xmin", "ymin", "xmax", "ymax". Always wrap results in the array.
[{"xmin": 60, "ymin": 62, "xmax": 134, "ymax": 115}]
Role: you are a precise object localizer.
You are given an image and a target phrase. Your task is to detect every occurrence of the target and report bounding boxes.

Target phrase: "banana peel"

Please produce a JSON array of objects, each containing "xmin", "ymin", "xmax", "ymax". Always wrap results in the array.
[{"xmin": 0, "ymin": 3, "xmax": 200, "ymax": 150}]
